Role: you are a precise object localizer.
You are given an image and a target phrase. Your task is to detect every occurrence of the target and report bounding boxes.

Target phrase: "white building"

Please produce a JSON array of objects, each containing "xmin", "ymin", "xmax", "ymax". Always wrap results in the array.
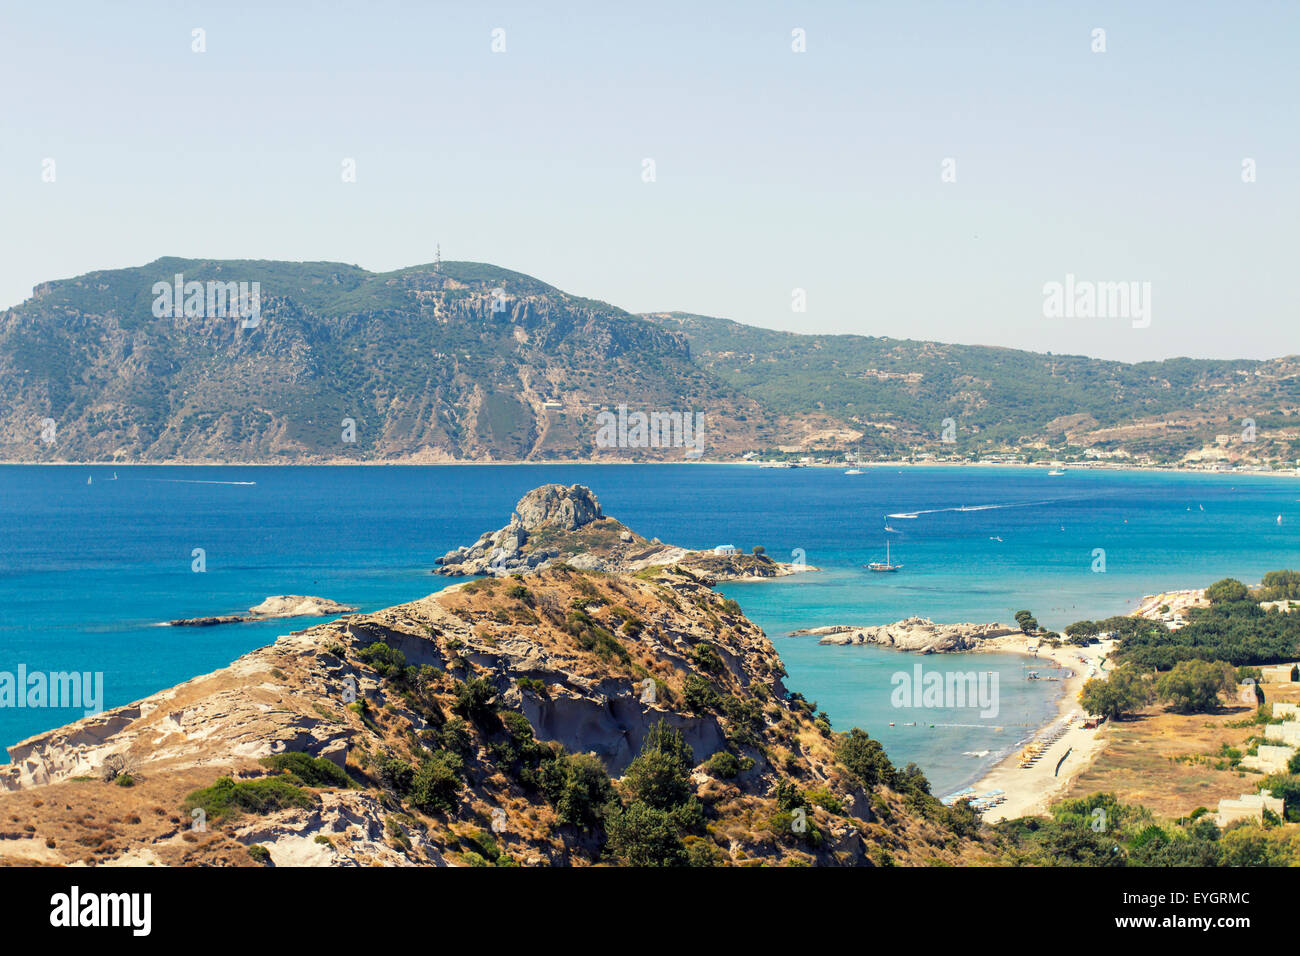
[
  {"xmin": 1215, "ymin": 790, "xmax": 1285, "ymax": 828},
  {"xmin": 1264, "ymin": 721, "xmax": 1300, "ymax": 746},
  {"xmin": 1241, "ymin": 745, "xmax": 1296, "ymax": 774},
  {"xmin": 713, "ymin": 544, "xmax": 739, "ymax": 556}
]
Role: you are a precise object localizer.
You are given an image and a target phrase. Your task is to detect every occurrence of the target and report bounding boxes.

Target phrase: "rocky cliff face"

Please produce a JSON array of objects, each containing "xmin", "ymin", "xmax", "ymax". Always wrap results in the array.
[
  {"xmin": 0, "ymin": 498, "xmax": 986, "ymax": 867},
  {"xmin": 796, "ymin": 618, "xmax": 1020, "ymax": 653}
]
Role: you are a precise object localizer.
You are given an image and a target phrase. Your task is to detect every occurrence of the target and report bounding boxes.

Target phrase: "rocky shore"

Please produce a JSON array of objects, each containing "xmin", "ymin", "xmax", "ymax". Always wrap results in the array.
[
  {"xmin": 794, "ymin": 617, "xmax": 1021, "ymax": 653},
  {"xmin": 168, "ymin": 595, "xmax": 354, "ymax": 627}
]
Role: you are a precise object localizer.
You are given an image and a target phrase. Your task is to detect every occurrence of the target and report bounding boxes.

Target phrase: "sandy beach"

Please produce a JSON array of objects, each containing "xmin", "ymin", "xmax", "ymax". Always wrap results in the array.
[{"xmin": 963, "ymin": 634, "xmax": 1116, "ymax": 822}]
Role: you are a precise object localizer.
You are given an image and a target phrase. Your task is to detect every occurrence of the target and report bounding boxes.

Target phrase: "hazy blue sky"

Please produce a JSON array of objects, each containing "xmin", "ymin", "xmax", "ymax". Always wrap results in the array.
[{"xmin": 3, "ymin": 1, "xmax": 1296, "ymax": 361}]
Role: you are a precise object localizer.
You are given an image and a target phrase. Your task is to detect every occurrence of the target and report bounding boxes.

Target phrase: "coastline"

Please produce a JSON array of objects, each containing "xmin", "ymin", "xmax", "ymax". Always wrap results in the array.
[
  {"xmin": 2, "ymin": 459, "xmax": 1297, "ymax": 479},
  {"xmin": 959, "ymin": 634, "xmax": 1116, "ymax": 821}
]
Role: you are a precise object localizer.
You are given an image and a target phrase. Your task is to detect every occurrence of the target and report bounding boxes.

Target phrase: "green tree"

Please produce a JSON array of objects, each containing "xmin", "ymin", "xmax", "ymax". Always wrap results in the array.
[
  {"xmin": 836, "ymin": 728, "xmax": 895, "ymax": 789},
  {"xmin": 1205, "ymin": 578, "xmax": 1250, "ymax": 605},
  {"xmin": 1079, "ymin": 664, "xmax": 1152, "ymax": 720},
  {"xmin": 605, "ymin": 801, "xmax": 688, "ymax": 866},
  {"xmin": 540, "ymin": 752, "xmax": 616, "ymax": 830},
  {"xmin": 1155, "ymin": 659, "xmax": 1234, "ymax": 713},
  {"xmin": 621, "ymin": 719, "xmax": 695, "ymax": 811},
  {"xmin": 1014, "ymin": 610, "xmax": 1039, "ymax": 635}
]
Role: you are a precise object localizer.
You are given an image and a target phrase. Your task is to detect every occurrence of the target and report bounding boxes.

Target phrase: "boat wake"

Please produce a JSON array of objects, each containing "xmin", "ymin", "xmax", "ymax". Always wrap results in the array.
[
  {"xmin": 121, "ymin": 478, "xmax": 257, "ymax": 486},
  {"xmin": 886, "ymin": 493, "xmax": 1094, "ymax": 520}
]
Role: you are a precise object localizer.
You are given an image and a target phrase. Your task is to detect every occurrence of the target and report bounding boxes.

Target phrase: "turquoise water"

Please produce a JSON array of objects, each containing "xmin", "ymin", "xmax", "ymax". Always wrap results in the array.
[{"xmin": 1, "ymin": 464, "xmax": 1297, "ymax": 793}]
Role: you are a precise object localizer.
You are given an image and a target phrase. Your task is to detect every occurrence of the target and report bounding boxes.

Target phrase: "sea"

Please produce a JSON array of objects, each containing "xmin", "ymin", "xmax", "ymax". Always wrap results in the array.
[{"xmin": 2, "ymin": 463, "xmax": 1297, "ymax": 795}]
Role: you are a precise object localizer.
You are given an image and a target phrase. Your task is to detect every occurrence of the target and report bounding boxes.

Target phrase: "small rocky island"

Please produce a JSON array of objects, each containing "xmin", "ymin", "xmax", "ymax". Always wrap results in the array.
[
  {"xmin": 434, "ymin": 483, "xmax": 814, "ymax": 582},
  {"xmin": 169, "ymin": 595, "xmax": 355, "ymax": 627},
  {"xmin": 793, "ymin": 617, "xmax": 1020, "ymax": 653}
]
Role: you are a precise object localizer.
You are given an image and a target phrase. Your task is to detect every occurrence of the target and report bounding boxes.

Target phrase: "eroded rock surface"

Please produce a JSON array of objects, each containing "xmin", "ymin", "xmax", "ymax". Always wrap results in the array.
[{"xmin": 796, "ymin": 617, "xmax": 1020, "ymax": 653}]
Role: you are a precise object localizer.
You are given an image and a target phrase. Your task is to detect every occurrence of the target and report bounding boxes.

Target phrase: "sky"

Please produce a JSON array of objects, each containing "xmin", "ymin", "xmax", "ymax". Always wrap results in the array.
[{"xmin": 2, "ymin": 0, "xmax": 1297, "ymax": 362}]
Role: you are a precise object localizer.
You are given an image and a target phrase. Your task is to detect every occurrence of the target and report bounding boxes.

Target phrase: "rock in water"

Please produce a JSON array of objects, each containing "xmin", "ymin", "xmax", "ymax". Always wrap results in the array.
[
  {"xmin": 247, "ymin": 596, "xmax": 355, "ymax": 618},
  {"xmin": 434, "ymin": 483, "xmax": 815, "ymax": 581},
  {"xmin": 169, "ymin": 595, "xmax": 354, "ymax": 626},
  {"xmin": 795, "ymin": 617, "xmax": 1020, "ymax": 653}
]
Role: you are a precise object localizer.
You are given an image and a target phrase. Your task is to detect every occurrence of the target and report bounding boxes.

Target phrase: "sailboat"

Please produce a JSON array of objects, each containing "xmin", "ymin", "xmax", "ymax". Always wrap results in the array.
[{"xmin": 867, "ymin": 539, "xmax": 902, "ymax": 572}]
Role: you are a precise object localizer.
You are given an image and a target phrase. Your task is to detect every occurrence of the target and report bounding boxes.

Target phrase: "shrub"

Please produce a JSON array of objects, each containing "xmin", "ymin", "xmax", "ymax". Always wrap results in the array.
[
  {"xmin": 563, "ymin": 610, "xmax": 631, "ymax": 663},
  {"xmin": 260, "ymin": 751, "xmax": 351, "ymax": 788},
  {"xmin": 410, "ymin": 751, "xmax": 463, "ymax": 815},
  {"xmin": 774, "ymin": 779, "xmax": 806, "ymax": 811},
  {"xmin": 692, "ymin": 644, "xmax": 724, "ymax": 677},
  {"xmin": 184, "ymin": 777, "xmax": 314, "ymax": 821},
  {"xmin": 682, "ymin": 675, "xmax": 719, "ymax": 712},
  {"xmin": 356, "ymin": 641, "xmax": 408, "ymax": 680},
  {"xmin": 505, "ymin": 584, "xmax": 533, "ymax": 605},
  {"xmin": 516, "ymin": 676, "xmax": 548, "ymax": 696},
  {"xmin": 704, "ymin": 751, "xmax": 741, "ymax": 779},
  {"xmin": 374, "ymin": 754, "xmax": 415, "ymax": 794},
  {"xmin": 455, "ymin": 677, "xmax": 498, "ymax": 723},
  {"xmin": 806, "ymin": 787, "xmax": 843, "ymax": 814}
]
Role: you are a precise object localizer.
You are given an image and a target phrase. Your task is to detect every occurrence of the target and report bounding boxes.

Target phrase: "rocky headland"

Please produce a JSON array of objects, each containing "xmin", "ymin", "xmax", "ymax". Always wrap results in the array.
[{"xmin": 795, "ymin": 617, "xmax": 1021, "ymax": 653}]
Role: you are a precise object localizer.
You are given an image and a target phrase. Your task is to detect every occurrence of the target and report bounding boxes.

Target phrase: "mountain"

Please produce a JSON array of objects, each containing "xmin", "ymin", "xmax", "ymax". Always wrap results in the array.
[
  {"xmin": 0, "ymin": 258, "xmax": 830, "ymax": 463},
  {"xmin": 644, "ymin": 312, "xmax": 1300, "ymax": 464},
  {"xmin": 0, "ymin": 488, "xmax": 986, "ymax": 867},
  {"xmin": 2, "ymin": 257, "xmax": 1297, "ymax": 465}
]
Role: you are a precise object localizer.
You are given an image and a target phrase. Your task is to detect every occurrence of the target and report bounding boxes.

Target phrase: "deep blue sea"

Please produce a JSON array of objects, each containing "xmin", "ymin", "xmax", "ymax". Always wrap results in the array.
[{"xmin": 2, "ymin": 464, "xmax": 1298, "ymax": 794}]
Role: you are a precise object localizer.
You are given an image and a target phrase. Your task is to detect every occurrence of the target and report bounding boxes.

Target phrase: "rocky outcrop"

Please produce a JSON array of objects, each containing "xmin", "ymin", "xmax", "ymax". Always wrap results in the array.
[
  {"xmin": 796, "ymin": 618, "xmax": 1020, "ymax": 653},
  {"xmin": 169, "ymin": 595, "xmax": 354, "ymax": 626},
  {"xmin": 434, "ymin": 484, "xmax": 813, "ymax": 580},
  {"xmin": 513, "ymin": 483, "xmax": 603, "ymax": 531}
]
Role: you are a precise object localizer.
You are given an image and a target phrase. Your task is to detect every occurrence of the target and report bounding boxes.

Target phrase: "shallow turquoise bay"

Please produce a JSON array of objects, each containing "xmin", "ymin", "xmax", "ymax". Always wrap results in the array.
[{"xmin": 1, "ymin": 464, "xmax": 1297, "ymax": 794}]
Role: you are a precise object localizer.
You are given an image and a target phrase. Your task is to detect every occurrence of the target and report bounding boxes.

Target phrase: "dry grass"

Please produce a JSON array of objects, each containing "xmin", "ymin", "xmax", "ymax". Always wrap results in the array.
[{"xmin": 1063, "ymin": 683, "xmax": 1300, "ymax": 819}]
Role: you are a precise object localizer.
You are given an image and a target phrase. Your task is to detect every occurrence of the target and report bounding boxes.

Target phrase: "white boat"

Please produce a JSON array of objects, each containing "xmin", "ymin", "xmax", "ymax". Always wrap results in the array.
[
  {"xmin": 844, "ymin": 468, "xmax": 862, "ymax": 475},
  {"xmin": 1048, "ymin": 469, "xmax": 1065, "ymax": 476},
  {"xmin": 867, "ymin": 539, "xmax": 902, "ymax": 572}
]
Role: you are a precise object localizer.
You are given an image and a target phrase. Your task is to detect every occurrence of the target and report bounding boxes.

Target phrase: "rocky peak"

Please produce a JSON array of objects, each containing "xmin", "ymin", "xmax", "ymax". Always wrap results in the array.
[
  {"xmin": 510, "ymin": 484, "xmax": 602, "ymax": 532},
  {"xmin": 435, "ymin": 484, "xmax": 815, "ymax": 580}
]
